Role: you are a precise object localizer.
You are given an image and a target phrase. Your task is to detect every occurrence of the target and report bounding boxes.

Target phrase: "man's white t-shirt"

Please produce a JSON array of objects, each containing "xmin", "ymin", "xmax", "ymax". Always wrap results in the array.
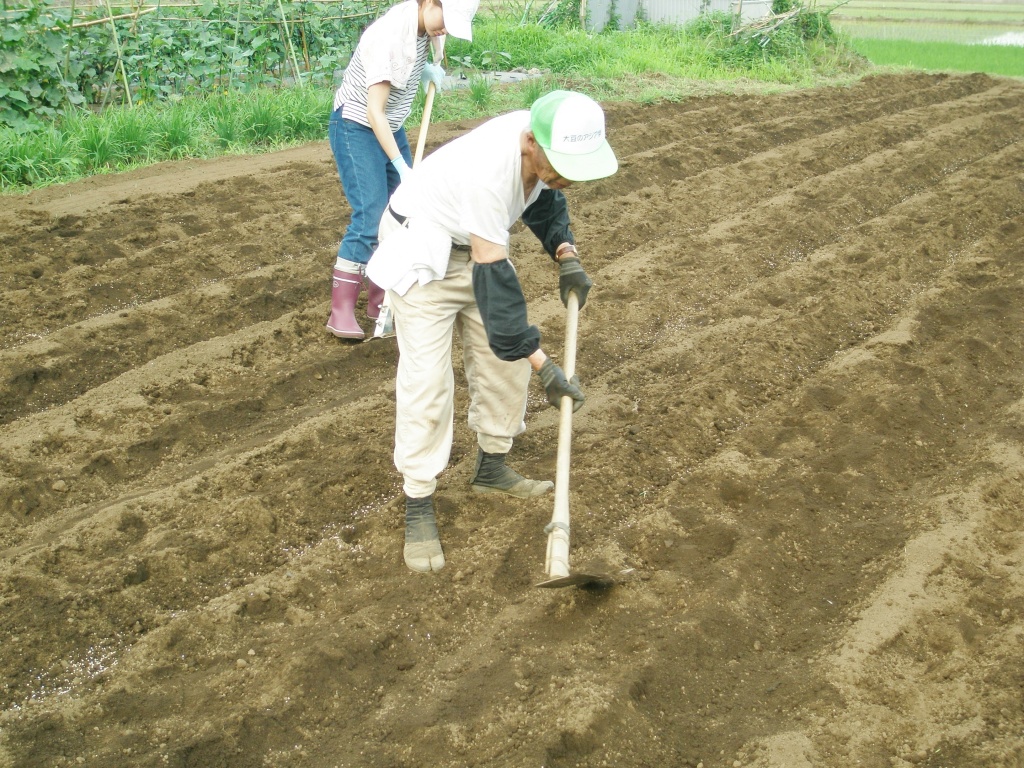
[{"xmin": 389, "ymin": 111, "xmax": 548, "ymax": 248}]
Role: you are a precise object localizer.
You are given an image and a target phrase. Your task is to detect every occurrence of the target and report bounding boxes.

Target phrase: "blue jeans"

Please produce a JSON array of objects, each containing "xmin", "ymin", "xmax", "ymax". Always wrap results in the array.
[{"xmin": 329, "ymin": 106, "xmax": 411, "ymax": 266}]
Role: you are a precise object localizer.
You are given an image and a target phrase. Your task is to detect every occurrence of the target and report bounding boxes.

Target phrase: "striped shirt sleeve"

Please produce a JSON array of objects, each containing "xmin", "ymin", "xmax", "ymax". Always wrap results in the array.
[{"xmin": 332, "ymin": 4, "xmax": 429, "ymax": 131}]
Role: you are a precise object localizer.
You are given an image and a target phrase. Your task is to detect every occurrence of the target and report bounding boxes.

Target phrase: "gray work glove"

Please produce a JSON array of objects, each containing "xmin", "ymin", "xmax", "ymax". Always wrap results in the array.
[
  {"xmin": 391, "ymin": 156, "xmax": 412, "ymax": 182},
  {"xmin": 421, "ymin": 62, "xmax": 445, "ymax": 92},
  {"xmin": 558, "ymin": 256, "xmax": 592, "ymax": 309},
  {"xmin": 537, "ymin": 358, "xmax": 585, "ymax": 412}
]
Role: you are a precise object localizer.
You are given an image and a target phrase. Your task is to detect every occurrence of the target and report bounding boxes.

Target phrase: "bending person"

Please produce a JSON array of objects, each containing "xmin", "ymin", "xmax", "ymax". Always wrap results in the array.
[{"xmin": 366, "ymin": 90, "xmax": 619, "ymax": 572}]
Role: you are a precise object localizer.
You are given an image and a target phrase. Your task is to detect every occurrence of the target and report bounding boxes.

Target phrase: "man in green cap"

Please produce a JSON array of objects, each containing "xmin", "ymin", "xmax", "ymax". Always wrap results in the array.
[{"xmin": 366, "ymin": 90, "xmax": 618, "ymax": 573}]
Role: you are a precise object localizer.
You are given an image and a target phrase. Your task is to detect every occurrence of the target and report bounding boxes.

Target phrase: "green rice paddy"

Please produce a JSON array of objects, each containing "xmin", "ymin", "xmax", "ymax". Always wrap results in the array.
[
  {"xmin": 849, "ymin": 37, "xmax": 1024, "ymax": 76},
  {"xmin": 828, "ymin": 0, "xmax": 1024, "ymax": 74}
]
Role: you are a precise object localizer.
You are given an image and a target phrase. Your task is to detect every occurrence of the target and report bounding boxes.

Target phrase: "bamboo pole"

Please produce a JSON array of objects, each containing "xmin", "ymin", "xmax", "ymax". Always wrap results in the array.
[
  {"xmin": 128, "ymin": 0, "xmax": 139, "ymax": 32},
  {"xmin": 116, "ymin": 0, "xmax": 378, "ymax": 8},
  {"xmin": 102, "ymin": 0, "xmax": 134, "ymax": 106},
  {"xmin": 228, "ymin": 0, "xmax": 243, "ymax": 91},
  {"xmin": 729, "ymin": 6, "xmax": 801, "ymax": 37},
  {"xmin": 299, "ymin": 21, "xmax": 311, "ymax": 71},
  {"xmin": 217, "ymin": 0, "xmax": 225, "ymax": 90},
  {"xmin": 63, "ymin": 0, "xmax": 77, "ymax": 78},
  {"xmin": 276, "ymin": 0, "xmax": 305, "ymax": 87},
  {"xmin": 74, "ymin": 0, "xmax": 380, "ymax": 7},
  {"xmin": 151, "ymin": 14, "xmax": 375, "ymax": 23},
  {"xmin": 51, "ymin": 6, "xmax": 156, "ymax": 31}
]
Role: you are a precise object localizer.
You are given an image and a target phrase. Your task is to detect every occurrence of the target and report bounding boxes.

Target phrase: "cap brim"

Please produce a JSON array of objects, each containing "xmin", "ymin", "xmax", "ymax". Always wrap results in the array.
[
  {"xmin": 543, "ymin": 142, "xmax": 618, "ymax": 182},
  {"xmin": 444, "ymin": 15, "xmax": 472, "ymax": 40}
]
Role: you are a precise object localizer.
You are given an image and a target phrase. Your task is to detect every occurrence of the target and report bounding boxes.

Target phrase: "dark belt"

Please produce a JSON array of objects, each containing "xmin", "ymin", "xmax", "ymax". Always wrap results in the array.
[
  {"xmin": 388, "ymin": 206, "xmax": 407, "ymax": 225},
  {"xmin": 388, "ymin": 207, "xmax": 470, "ymax": 252}
]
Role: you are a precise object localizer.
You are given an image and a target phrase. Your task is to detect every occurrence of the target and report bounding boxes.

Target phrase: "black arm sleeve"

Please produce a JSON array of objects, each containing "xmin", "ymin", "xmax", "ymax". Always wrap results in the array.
[
  {"xmin": 522, "ymin": 188, "xmax": 574, "ymax": 261},
  {"xmin": 471, "ymin": 260, "xmax": 541, "ymax": 362}
]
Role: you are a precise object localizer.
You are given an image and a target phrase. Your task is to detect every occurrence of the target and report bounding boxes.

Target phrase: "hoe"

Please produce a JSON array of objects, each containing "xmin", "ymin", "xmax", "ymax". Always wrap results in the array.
[{"xmin": 536, "ymin": 291, "xmax": 615, "ymax": 589}]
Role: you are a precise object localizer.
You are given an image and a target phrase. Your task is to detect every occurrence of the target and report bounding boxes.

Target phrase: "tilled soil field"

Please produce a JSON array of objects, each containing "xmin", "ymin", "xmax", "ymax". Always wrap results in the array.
[{"xmin": 2, "ymin": 71, "xmax": 1023, "ymax": 768}]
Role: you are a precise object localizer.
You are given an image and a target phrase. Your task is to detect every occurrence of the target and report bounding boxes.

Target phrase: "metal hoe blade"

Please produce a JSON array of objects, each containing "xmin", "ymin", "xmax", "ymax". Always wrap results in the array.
[
  {"xmin": 536, "ymin": 572, "xmax": 615, "ymax": 589},
  {"xmin": 366, "ymin": 301, "xmax": 395, "ymax": 341}
]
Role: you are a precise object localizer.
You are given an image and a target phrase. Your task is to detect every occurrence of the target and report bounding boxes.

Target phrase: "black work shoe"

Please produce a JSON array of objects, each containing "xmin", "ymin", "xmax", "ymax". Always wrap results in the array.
[
  {"xmin": 404, "ymin": 495, "xmax": 444, "ymax": 573},
  {"xmin": 469, "ymin": 449, "xmax": 554, "ymax": 499}
]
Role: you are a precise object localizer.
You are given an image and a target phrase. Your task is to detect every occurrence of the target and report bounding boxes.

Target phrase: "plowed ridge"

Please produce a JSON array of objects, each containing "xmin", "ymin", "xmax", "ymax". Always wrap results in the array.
[{"xmin": 1, "ymin": 72, "xmax": 1022, "ymax": 768}]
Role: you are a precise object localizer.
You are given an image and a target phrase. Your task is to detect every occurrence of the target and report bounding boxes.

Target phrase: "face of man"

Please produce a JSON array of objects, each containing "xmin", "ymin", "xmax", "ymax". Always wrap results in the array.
[{"xmin": 526, "ymin": 133, "xmax": 572, "ymax": 190}]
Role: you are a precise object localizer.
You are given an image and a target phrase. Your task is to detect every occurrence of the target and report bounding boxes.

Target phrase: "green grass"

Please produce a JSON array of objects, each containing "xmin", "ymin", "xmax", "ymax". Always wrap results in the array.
[
  {"xmin": 467, "ymin": 76, "xmax": 495, "ymax": 109},
  {"xmin": 448, "ymin": 18, "xmax": 838, "ymax": 81},
  {"xmin": 849, "ymin": 37, "xmax": 1024, "ymax": 76},
  {"xmin": 1, "ymin": 87, "xmax": 335, "ymax": 190},
  {"xmin": 1, "ymin": 9, "xmax": 865, "ymax": 192},
  {"xmin": 417, "ymin": 13, "xmax": 864, "ymax": 123}
]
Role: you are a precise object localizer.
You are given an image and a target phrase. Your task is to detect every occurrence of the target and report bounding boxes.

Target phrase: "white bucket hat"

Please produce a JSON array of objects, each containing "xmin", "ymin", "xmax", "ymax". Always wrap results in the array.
[{"xmin": 442, "ymin": 0, "xmax": 480, "ymax": 40}]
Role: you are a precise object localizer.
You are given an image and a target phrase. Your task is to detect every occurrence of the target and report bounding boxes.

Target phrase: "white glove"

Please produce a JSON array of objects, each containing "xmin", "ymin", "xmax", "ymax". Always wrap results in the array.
[
  {"xmin": 391, "ymin": 156, "xmax": 412, "ymax": 182},
  {"xmin": 421, "ymin": 62, "xmax": 445, "ymax": 93}
]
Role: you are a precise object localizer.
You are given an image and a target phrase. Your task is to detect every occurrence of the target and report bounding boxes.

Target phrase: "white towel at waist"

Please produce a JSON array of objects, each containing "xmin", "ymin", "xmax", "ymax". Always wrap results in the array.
[{"xmin": 366, "ymin": 218, "xmax": 453, "ymax": 296}]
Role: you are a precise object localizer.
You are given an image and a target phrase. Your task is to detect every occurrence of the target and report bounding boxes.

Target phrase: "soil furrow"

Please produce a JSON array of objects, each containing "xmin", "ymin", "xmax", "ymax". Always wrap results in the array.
[
  {"xmin": 0, "ymin": 262, "xmax": 326, "ymax": 424},
  {"xmin": 0, "ymin": 172, "xmax": 340, "ymax": 348},
  {"xmin": 2, "ymin": 73, "xmax": 1023, "ymax": 768}
]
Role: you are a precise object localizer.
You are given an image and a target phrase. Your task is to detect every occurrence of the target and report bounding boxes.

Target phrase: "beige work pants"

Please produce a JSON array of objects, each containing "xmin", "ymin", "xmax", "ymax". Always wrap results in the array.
[{"xmin": 381, "ymin": 218, "xmax": 532, "ymax": 499}]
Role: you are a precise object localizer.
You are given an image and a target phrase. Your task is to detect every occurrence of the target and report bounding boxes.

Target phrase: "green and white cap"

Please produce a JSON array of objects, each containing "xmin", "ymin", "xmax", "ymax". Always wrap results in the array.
[{"xmin": 530, "ymin": 90, "xmax": 618, "ymax": 182}]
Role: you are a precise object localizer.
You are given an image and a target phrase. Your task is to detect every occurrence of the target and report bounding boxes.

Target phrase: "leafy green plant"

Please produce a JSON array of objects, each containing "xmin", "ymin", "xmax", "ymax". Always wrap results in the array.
[
  {"xmin": 446, "ymin": 49, "xmax": 513, "ymax": 75},
  {"xmin": 2, "ymin": 0, "xmax": 385, "ymax": 129},
  {"xmin": 0, "ymin": 3, "xmax": 84, "ymax": 132},
  {"xmin": 605, "ymin": 0, "xmax": 621, "ymax": 32},
  {"xmin": 479, "ymin": 50, "xmax": 513, "ymax": 69},
  {"xmin": 449, "ymin": 53, "xmax": 475, "ymax": 73},
  {"xmin": 685, "ymin": 11, "xmax": 737, "ymax": 41}
]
